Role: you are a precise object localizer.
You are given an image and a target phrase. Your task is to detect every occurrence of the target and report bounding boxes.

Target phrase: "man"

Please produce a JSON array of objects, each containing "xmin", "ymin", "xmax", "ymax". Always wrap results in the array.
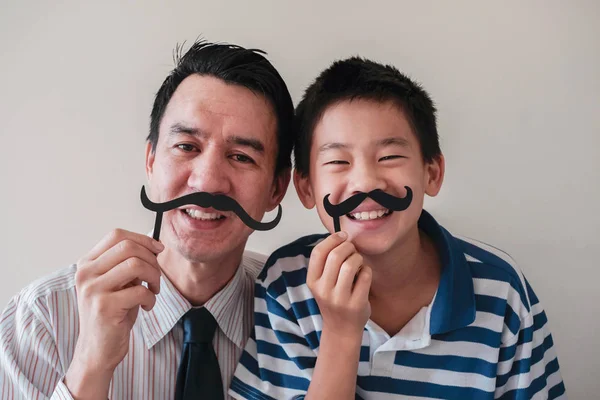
[
  {"xmin": 230, "ymin": 57, "xmax": 566, "ymax": 399},
  {"xmin": 0, "ymin": 40, "xmax": 294, "ymax": 399}
]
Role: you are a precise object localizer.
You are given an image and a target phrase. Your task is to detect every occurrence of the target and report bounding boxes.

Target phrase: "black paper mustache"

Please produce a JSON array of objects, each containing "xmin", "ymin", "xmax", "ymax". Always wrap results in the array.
[
  {"xmin": 140, "ymin": 186, "xmax": 282, "ymax": 241},
  {"xmin": 323, "ymin": 187, "xmax": 413, "ymax": 232}
]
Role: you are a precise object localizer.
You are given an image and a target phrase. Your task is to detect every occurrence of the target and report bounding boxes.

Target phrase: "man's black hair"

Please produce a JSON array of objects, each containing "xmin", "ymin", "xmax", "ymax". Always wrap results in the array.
[{"xmin": 147, "ymin": 40, "xmax": 294, "ymax": 174}]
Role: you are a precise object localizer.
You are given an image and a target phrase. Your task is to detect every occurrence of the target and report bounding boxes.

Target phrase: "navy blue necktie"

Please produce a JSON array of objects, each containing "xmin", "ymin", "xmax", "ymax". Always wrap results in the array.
[{"xmin": 175, "ymin": 307, "xmax": 224, "ymax": 400}]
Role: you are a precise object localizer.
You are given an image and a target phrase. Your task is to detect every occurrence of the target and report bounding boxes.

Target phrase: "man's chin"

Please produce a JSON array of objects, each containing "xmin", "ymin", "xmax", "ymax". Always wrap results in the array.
[
  {"xmin": 177, "ymin": 243, "xmax": 227, "ymax": 264},
  {"xmin": 176, "ymin": 233, "xmax": 248, "ymax": 263}
]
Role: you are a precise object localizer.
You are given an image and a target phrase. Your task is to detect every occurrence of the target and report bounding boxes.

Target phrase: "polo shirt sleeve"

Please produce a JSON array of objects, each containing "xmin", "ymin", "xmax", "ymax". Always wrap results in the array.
[
  {"xmin": 494, "ymin": 278, "xmax": 566, "ymax": 399},
  {"xmin": 230, "ymin": 256, "xmax": 316, "ymax": 400}
]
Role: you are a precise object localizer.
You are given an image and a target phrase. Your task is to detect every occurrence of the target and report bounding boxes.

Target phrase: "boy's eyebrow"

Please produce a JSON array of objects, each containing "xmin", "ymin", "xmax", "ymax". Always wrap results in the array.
[
  {"xmin": 318, "ymin": 142, "xmax": 350, "ymax": 153},
  {"xmin": 318, "ymin": 137, "xmax": 410, "ymax": 154},
  {"xmin": 377, "ymin": 137, "xmax": 411, "ymax": 148},
  {"xmin": 226, "ymin": 135, "xmax": 265, "ymax": 153}
]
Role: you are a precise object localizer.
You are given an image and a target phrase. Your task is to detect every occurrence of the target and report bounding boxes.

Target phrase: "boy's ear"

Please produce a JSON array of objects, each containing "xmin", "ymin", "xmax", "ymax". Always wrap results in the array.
[
  {"xmin": 424, "ymin": 154, "xmax": 445, "ymax": 197},
  {"xmin": 293, "ymin": 169, "xmax": 316, "ymax": 209},
  {"xmin": 266, "ymin": 168, "xmax": 291, "ymax": 212}
]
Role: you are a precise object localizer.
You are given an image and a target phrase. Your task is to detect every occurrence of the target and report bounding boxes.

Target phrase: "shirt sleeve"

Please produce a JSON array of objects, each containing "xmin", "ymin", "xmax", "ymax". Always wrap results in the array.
[
  {"xmin": 0, "ymin": 293, "xmax": 74, "ymax": 400},
  {"xmin": 494, "ymin": 278, "xmax": 567, "ymax": 399},
  {"xmin": 229, "ymin": 260, "xmax": 317, "ymax": 400}
]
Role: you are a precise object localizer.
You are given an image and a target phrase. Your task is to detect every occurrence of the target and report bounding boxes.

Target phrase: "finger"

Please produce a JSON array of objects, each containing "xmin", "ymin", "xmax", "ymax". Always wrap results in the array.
[
  {"xmin": 124, "ymin": 278, "xmax": 142, "ymax": 289},
  {"xmin": 320, "ymin": 241, "xmax": 357, "ymax": 290},
  {"xmin": 99, "ymin": 257, "xmax": 162, "ymax": 294},
  {"xmin": 351, "ymin": 265, "xmax": 372, "ymax": 302},
  {"xmin": 82, "ymin": 229, "xmax": 164, "ymax": 263},
  {"xmin": 307, "ymin": 232, "xmax": 348, "ymax": 285},
  {"xmin": 334, "ymin": 252, "xmax": 364, "ymax": 295},
  {"xmin": 113, "ymin": 285, "xmax": 157, "ymax": 312},
  {"xmin": 89, "ymin": 239, "xmax": 162, "ymax": 277}
]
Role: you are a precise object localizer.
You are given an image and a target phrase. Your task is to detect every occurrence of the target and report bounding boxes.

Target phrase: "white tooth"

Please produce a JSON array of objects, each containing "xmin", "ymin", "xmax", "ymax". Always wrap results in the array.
[
  {"xmin": 186, "ymin": 209, "xmax": 222, "ymax": 220},
  {"xmin": 377, "ymin": 210, "xmax": 384, "ymax": 217},
  {"xmin": 360, "ymin": 211, "xmax": 369, "ymax": 220},
  {"xmin": 351, "ymin": 212, "xmax": 360, "ymax": 220},
  {"xmin": 369, "ymin": 211, "xmax": 378, "ymax": 220}
]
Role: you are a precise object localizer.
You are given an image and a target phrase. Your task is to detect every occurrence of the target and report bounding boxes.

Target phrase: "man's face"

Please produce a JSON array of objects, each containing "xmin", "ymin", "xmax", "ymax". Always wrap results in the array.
[
  {"xmin": 294, "ymin": 99, "xmax": 444, "ymax": 256},
  {"xmin": 146, "ymin": 75, "xmax": 289, "ymax": 263}
]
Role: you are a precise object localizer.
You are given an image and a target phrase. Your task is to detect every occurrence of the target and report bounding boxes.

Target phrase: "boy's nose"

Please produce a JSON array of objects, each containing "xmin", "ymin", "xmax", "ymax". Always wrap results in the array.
[{"xmin": 347, "ymin": 163, "xmax": 386, "ymax": 195}]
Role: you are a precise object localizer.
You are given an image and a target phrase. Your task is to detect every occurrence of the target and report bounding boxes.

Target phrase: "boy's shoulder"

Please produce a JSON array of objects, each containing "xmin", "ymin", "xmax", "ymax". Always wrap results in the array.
[
  {"xmin": 449, "ymin": 231, "xmax": 534, "ymax": 312},
  {"xmin": 256, "ymin": 233, "xmax": 328, "ymax": 286}
]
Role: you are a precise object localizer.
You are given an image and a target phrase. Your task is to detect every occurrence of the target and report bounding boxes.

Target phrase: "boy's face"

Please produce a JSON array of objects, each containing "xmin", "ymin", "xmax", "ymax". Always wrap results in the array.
[{"xmin": 294, "ymin": 99, "xmax": 444, "ymax": 256}]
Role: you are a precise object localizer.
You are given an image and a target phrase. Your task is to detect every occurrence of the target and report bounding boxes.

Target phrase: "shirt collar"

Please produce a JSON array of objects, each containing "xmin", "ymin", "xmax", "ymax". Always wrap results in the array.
[
  {"xmin": 139, "ymin": 258, "xmax": 253, "ymax": 350},
  {"xmin": 418, "ymin": 210, "xmax": 476, "ymax": 335},
  {"xmin": 203, "ymin": 261, "xmax": 251, "ymax": 349}
]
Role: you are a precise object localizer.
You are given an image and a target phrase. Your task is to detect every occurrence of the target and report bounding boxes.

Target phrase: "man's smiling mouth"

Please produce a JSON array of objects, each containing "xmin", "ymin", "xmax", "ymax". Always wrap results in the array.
[{"xmin": 183, "ymin": 208, "xmax": 226, "ymax": 221}]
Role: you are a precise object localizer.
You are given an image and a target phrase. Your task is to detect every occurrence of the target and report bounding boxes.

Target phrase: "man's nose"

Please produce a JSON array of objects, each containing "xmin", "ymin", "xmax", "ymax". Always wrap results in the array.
[{"xmin": 187, "ymin": 148, "xmax": 232, "ymax": 194}]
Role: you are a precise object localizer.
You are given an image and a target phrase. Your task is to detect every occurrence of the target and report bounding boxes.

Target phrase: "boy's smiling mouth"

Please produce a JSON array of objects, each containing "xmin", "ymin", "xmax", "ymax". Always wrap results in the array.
[{"xmin": 347, "ymin": 209, "xmax": 392, "ymax": 221}]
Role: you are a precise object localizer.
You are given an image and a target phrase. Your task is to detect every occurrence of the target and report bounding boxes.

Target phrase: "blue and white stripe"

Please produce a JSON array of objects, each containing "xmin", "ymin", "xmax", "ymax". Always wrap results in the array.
[{"xmin": 229, "ymin": 210, "xmax": 566, "ymax": 399}]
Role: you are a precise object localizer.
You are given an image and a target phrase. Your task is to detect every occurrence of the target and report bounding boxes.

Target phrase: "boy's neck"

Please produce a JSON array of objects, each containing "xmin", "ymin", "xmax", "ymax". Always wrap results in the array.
[
  {"xmin": 366, "ymin": 226, "xmax": 441, "ymax": 295},
  {"xmin": 365, "ymin": 225, "xmax": 441, "ymax": 335}
]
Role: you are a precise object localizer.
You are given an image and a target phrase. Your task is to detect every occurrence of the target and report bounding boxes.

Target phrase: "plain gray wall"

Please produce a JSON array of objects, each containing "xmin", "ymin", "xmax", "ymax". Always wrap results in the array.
[{"xmin": 1, "ymin": 1, "xmax": 598, "ymax": 397}]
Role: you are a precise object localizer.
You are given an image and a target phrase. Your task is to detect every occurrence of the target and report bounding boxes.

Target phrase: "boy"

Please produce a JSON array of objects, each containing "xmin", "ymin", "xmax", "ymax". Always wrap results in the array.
[{"xmin": 229, "ymin": 57, "xmax": 566, "ymax": 399}]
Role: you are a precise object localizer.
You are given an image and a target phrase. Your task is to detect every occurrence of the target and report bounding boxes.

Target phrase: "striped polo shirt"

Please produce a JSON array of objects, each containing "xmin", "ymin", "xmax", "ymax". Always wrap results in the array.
[{"xmin": 230, "ymin": 210, "xmax": 566, "ymax": 399}]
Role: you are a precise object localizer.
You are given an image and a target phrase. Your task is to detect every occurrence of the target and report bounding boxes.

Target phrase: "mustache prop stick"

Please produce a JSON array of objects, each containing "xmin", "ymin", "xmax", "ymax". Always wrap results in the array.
[
  {"xmin": 140, "ymin": 186, "xmax": 282, "ymax": 241},
  {"xmin": 323, "ymin": 187, "xmax": 413, "ymax": 233}
]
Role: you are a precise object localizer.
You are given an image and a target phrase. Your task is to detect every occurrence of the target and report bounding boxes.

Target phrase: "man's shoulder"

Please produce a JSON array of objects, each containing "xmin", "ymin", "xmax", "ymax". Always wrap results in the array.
[
  {"xmin": 1, "ymin": 264, "xmax": 78, "ymax": 332},
  {"xmin": 241, "ymin": 250, "xmax": 268, "ymax": 280},
  {"xmin": 11, "ymin": 264, "xmax": 78, "ymax": 306}
]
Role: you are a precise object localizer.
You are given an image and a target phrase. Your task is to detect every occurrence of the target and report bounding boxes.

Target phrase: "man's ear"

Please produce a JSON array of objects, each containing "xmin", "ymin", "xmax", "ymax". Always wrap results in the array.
[
  {"xmin": 145, "ymin": 141, "xmax": 155, "ymax": 180},
  {"xmin": 424, "ymin": 154, "xmax": 445, "ymax": 197},
  {"xmin": 267, "ymin": 168, "xmax": 292, "ymax": 212},
  {"xmin": 293, "ymin": 169, "xmax": 316, "ymax": 209}
]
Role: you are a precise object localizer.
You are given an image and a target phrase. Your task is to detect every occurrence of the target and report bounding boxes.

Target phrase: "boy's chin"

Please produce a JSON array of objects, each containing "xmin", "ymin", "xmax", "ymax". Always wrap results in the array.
[{"xmin": 350, "ymin": 234, "xmax": 399, "ymax": 257}]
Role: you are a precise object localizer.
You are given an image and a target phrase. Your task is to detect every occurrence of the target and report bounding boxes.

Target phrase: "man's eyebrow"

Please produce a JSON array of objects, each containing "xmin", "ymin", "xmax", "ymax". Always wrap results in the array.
[
  {"xmin": 227, "ymin": 135, "xmax": 265, "ymax": 153},
  {"xmin": 318, "ymin": 142, "xmax": 350, "ymax": 154},
  {"xmin": 168, "ymin": 123, "xmax": 205, "ymax": 137},
  {"xmin": 376, "ymin": 137, "xmax": 411, "ymax": 148}
]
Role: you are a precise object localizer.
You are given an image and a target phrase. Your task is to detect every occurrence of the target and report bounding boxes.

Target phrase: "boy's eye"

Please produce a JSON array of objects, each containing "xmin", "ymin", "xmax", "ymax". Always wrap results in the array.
[
  {"xmin": 325, "ymin": 160, "xmax": 349, "ymax": 165},
  {"xmin": 379, "ymin": 155, "xmax": 405, "ymax": 161},
  {"xmin": 176, "ymin": 143, "xmax": 197, "ymax": 152},
  {"xmin": 231, "ymin": 154, "xmax": 255, "ymax": 164}
]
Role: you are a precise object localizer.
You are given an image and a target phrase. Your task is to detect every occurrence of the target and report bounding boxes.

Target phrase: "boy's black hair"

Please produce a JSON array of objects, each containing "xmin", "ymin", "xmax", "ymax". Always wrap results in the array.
[
  {"xmin": 294, "ymin": 56, "xmax": 441, "ymax": 176},
  {"xmin": 148, "ymin": 40, "xmax": 295, "ymax": 175}
]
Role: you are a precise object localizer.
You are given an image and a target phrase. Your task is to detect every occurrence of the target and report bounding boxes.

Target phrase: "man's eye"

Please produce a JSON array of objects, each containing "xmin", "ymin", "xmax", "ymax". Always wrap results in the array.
[
  {"xmin": 232, "ymin": 154, "xmax": 255, "ymax": 164},
  {"xmin": 379, "ymin": 155, "xmax": 404, "ymax": 161},
  {"xmin": 176, "ymin": 144, "xmax": 197, "ymax": 152}
]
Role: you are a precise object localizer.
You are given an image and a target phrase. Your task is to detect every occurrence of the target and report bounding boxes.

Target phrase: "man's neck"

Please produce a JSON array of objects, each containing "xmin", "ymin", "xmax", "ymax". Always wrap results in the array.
[{"xmin": 157, "ymin": 245, "xmax": 245, "ymax": 306}]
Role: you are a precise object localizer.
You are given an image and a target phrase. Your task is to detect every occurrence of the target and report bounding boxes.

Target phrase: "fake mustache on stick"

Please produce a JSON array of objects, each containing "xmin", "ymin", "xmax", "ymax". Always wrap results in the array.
[
  {"xmin": 140, "ymin": 186, "xmax": 282, "ymax": 241},
  {"xmin": 323, "ymin": 187, "xmax": 413, "ymax": 232}
]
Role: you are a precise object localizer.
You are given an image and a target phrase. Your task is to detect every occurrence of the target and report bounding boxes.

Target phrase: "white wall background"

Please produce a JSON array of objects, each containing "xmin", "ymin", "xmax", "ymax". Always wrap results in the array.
[{"xmin": 1, "ymin": 0, "xmax": 598, "ymax": 397}]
